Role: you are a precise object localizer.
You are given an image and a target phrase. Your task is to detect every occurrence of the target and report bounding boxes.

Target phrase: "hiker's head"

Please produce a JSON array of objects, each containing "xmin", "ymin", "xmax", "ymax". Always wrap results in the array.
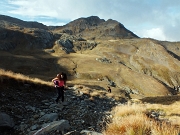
[
  {"xmin": 58, "ymin": 72, "xmax": 65, "ymax": 80},
  {"xmin": 57, "ymin": 72, "xmax": 67, "ymax": 81}
]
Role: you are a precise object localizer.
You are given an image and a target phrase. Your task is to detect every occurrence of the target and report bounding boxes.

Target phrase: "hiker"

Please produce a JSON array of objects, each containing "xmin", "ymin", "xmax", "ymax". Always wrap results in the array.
[
  {"xmin": 52, "ymin": 72, "xmax": 67, "ymax": 103},
  {"xmin": 174, "ymin": 85, "xmax": 180, "ymax": 92},
  {"xmin": 107, "ymin": 86, "xmax": 111, "ymax": 93}
]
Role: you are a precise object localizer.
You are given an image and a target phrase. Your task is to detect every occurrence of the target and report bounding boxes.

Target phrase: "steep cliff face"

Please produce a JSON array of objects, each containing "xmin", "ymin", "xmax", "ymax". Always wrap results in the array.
[{"xmin": 0, "ymin": 15, "xmax": 179, "ymax": 98}]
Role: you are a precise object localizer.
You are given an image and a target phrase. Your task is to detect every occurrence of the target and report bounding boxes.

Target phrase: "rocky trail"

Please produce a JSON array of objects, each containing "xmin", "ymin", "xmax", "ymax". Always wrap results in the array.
[{"xmin": 0, "ymin": 84, "xmax": 126, "ymax": 135}]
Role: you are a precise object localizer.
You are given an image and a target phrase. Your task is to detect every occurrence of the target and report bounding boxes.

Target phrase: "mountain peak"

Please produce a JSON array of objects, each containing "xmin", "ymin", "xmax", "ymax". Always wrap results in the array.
[
  {"xmin": 84, "ymin": 16, "xmax": 105, "ymax": 24},
  {"xmin": 57, "ymin": 16, "xmax": 138, "ymax": 39},
  {"xmin": 67, "ymin": 16, "xmax": 105, "ymax": 27}
]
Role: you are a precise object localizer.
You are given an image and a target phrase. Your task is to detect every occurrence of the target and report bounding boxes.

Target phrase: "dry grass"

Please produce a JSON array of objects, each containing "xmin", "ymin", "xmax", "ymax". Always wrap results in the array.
[
  {"xmin": 90, "ymin": 90, "xmax": 103, "ymax": 97},
  {"xmin": 103, "ymin": 103, "xmax": 180, "ymax": 135},
  {"xmin": 141, "ymin": 95, "xmax": 180, "ymax": 105},
  {"xmin": 73, "ymin": 84, "xmax": 124, "ymax": 101},
  {"xmin": 74, "ymin": 84, "xmax": 105, "ymax": 97},
  {"xmin": 0, "ymin": 68, "xmax": 52, "ymax": 86}
]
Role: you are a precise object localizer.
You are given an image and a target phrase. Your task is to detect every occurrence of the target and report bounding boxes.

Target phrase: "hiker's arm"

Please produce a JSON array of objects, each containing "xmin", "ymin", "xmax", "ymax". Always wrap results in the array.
[{"xmin": 52, "ymin": 77, "xmax": 58, "ymax": 82}]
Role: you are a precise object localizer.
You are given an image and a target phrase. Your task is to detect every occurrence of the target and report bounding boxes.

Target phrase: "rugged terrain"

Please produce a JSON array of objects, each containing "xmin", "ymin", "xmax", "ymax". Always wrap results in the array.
[
  {"xmin": 0, "ymin": 15, "xmax": 179, "ymax": 98},
  {"xmin": 0, "ymin": 71, "xmax": 179, "ymax": 135},
  {"xmin": 0, "ymin": 75, "xmax": 126, "ymax": 134},
  {"xmin": 0, "ymin": 14, "xmax": 180, "ymax": 134}
]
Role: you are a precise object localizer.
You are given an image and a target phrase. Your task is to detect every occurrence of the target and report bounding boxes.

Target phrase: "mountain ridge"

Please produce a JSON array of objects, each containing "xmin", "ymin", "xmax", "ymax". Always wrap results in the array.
[
  {"xmin": 0, "ymin": 14, "xmax": 48, "ymax": 30},
  {"xmin": 0, "ymin": 14, "xmax": 179, "ymax": 98},
  {"xmin": 54, "ymin": 16, "xmax": 139, "ymax": 39}
]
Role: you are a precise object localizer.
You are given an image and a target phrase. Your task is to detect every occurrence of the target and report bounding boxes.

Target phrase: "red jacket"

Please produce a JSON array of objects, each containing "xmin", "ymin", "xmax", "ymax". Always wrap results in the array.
[{"xmin": 53, "ymin": 80, "xmax": 65, "ymax": 87}]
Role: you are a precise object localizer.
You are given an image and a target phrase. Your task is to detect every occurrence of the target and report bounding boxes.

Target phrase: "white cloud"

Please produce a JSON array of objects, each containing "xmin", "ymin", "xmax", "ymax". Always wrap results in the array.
[
  {"xmin": 8, "ymin": 0, "xmax": 58, "ymax": 17},
  {"xmin": 140, "ymin": 28, "xmax": 166, "ymax": 41}
]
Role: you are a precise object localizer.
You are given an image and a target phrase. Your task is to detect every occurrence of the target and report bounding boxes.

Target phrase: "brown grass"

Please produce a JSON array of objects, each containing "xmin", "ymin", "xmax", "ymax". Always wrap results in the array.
[
  {"xmin": 0, "ymin": 68, "xmax": 52, "ymax": 86},
  {"xmin": 103, "ymin": 103, "xmax": 180, "ymax": 135},
  {"xmin": 141, "ymin": 95, "xmax": 180, "ymax": 105}
]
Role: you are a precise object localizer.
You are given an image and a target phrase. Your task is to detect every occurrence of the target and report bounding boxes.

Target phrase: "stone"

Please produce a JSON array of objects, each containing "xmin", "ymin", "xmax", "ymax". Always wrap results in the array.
[
  {"xmin": 0, "ymin": 112, "xmax": 14, "ymax": 129},
  {"xmin": 33, "ymin": 120, "xmax": 70, "ymax": 135},
  {"xmin": 80, "ymin": 130, "xmax": 103, "ymax": 135}
]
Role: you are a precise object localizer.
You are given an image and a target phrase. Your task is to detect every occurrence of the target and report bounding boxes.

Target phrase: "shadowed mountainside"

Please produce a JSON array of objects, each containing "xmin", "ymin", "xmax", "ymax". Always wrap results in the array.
[{"xmin": 0, "ymin": 15, "xmax": 180, "ymax": 98}]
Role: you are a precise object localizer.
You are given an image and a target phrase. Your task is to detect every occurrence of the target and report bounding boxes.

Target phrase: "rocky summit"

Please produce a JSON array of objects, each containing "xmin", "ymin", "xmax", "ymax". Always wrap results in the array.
[{"xmin": 54, "ymin": 16, "xmax": 139, "ymax": 40}]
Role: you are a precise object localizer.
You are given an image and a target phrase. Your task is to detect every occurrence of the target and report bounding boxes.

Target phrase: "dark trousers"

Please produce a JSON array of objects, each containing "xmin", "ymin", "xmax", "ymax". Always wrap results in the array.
[{"xmin": 55, "ymin": 86, "xmax": 64, "ymax": 102}]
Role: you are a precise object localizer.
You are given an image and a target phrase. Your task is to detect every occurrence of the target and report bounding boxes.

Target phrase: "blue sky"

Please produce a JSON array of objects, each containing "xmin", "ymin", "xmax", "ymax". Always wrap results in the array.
[{"xmin": 0, "ymin": 0, "xmax": 180, "ymax": 41}]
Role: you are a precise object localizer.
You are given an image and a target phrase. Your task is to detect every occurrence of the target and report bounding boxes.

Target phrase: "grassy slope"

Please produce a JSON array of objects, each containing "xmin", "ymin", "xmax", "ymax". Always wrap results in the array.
[
  {"xmin": 0, "ymin": 38, "xmax": 180, "ymax": 98},
  {"xmin": 1, "ymin": 69, "xmax": 180, "ymax": 135}
]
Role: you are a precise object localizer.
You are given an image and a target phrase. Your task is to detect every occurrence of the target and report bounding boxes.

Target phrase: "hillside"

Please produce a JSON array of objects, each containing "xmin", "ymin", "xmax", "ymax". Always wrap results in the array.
[
  {"xmin": 0, "ymin": 14, "xmax": 48, "ymax": 29},
  {"xmin": 0, "ymin": 14, "xmax": 180, "ymax": 135},
  {"xmin": 0, "ymin": 15, "xmax": 180, "ymax": 98},
  {"xmin": 0, "ymin": 69, "xmax": 180, "ymax": 135},
  {"xmin": 0, "ymin": 70, "xmax": 122, "ymax": 134}
]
